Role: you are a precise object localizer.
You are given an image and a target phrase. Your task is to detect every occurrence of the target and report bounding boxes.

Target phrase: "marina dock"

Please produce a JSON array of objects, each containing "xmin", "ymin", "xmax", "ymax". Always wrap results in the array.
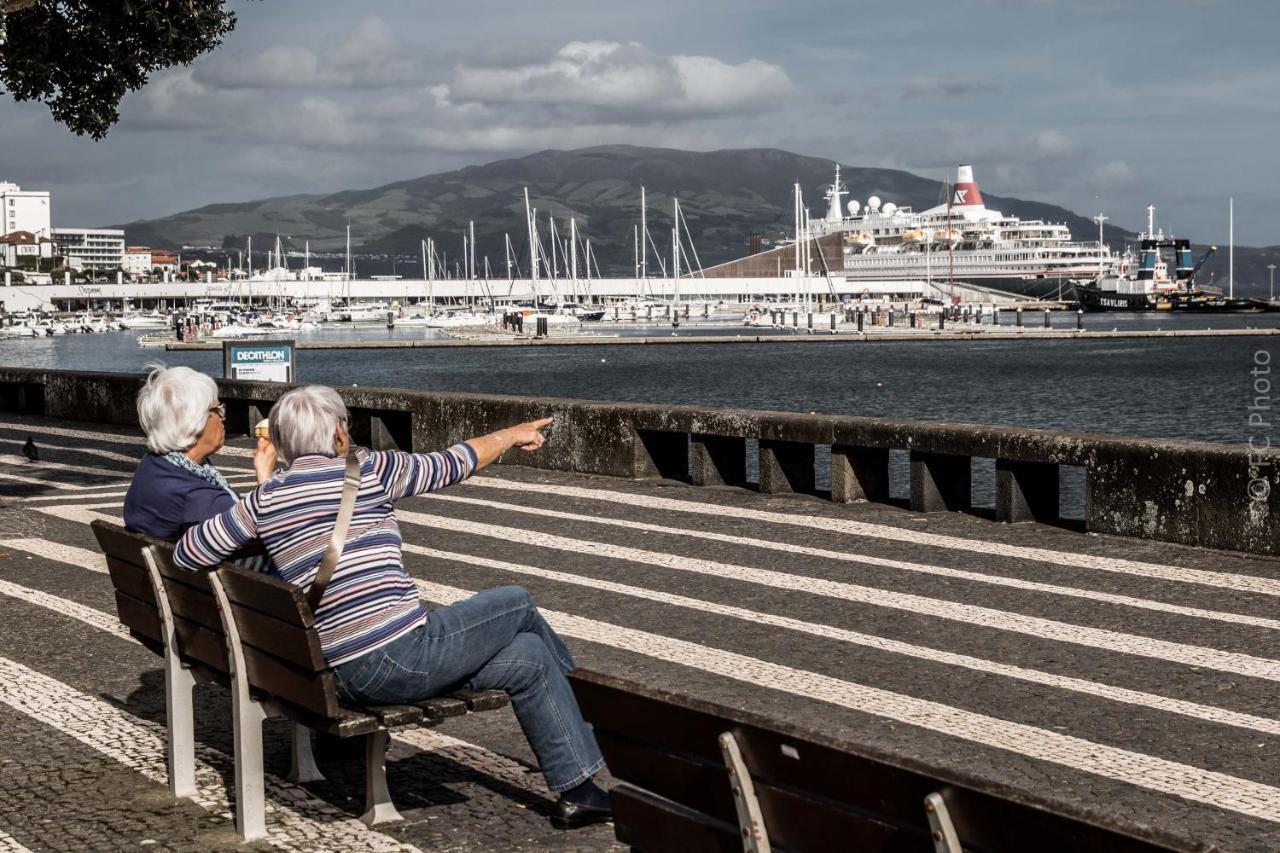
[
  {"xmin": 0, "ymin": 369, "xmax": 1276, "ymax": 850},
  {"xmin": 162, "ymin": 324, "xmax": 1280, "ymax": 351}
]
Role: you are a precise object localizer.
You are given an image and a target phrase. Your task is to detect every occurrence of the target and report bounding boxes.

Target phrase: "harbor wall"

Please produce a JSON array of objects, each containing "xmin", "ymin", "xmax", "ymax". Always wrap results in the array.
[{"xmin": 0, "ymin": 366, "xmax": 1275, "ymax": 557}]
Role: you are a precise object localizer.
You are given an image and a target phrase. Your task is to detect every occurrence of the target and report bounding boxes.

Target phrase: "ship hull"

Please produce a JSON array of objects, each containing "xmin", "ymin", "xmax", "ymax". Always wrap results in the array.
[{"xmin": 1072, "ymin": 283, "xmax": 1159, "ymax": 312}]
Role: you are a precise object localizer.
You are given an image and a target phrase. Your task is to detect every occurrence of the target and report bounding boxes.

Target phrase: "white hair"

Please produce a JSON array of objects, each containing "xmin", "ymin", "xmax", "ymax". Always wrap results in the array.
[
  {"xmin": 269, "ymin": 385, "xmax": 349, "ymax": 466},
  {"xmin": 137, "ymin": 365, "xmax": 219, "ymax": 454}
]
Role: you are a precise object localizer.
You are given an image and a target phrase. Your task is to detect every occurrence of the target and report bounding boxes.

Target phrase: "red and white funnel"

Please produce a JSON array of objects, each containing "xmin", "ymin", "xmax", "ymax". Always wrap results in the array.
[{"xmin": 951, "ymin": 164, "xmax": 984, "ymax": 208}]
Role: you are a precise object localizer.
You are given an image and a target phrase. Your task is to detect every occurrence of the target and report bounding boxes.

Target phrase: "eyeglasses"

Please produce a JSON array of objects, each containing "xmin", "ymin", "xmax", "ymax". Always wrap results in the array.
[{"xmin": 208, "ymin": 404, "xmax": 227, "ymax": 419}]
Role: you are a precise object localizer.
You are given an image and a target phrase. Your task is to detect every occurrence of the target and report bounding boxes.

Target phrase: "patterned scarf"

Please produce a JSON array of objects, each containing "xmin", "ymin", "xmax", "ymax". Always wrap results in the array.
[{"xmin": 161, "ymin": 451, "xmax": 235, "ymax": 495}]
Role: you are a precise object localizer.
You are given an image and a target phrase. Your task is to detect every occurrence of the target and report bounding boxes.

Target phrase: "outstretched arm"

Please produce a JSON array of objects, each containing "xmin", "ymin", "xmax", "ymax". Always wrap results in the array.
[{"xmin": 376, "ymin": 418, "xmax": 554, "ymax": 501}]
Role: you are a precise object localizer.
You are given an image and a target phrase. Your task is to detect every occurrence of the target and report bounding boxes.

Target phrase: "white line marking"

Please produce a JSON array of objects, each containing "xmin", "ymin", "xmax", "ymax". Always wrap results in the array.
[
  {"xmin": 34, "ymin": 505, "xmax": 119, "ymax": 526},
  {"xmin": 402, "ymin": 544, "xmax": 1280, "ymax": 738},
  {"xmin": 0, "ymin": 454, "xmax": 131, "ymax": 480},
  {"xmin": 0, "ymin": 437, "xmax": 139, "ymax": 465},
  {"xmin": 397, "ymin": 508, "xmax": 1280, "ymax": 682},
  {"xmin": 0, "ymin": 417, "xmax": 254, "ymax": 459},
  {"xmin": 466, "ymin": 477, "xmax": 1280, "ymax": 596},
  {"xmin": 0, "ymin": 655, "xmax": 417, "ymax": 852},
  {"xmin": 0, "ymin": 578, "xmax": 130, "ymax": 638},
  {"xmin": 416, "ymin": 577, "xmax": 1280, "ymax": 825},
  {"xmin": 0, "ymin": 830, "xmax": 35, "ymax": 853},
  {"xmin": 0, "ymin": 539, "xmax": 107, "ymax": 573},
  {"xmin": 0, "ymin": 470, "xmax": 94, "ymax": 491},
  {"xmin": 428, "ymin": 492, "xmax": 1280, "ymax": 629}
]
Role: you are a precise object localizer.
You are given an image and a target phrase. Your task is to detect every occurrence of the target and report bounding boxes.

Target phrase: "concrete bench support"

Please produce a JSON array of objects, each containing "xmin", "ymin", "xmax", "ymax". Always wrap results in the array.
[
  {"xmin": 691, "ymin": 434, "xmax": 747, "ymax": 487},
  {"xmin": 995, "ymin": 459, "xmax": 1059, "ymax": 523},
  {"xmin": 635, "ymin": 430, "xmax": 690, "ymax": 480},
  {"xmin": 910, "ymin": 451, "xmax": 970, "ymax": 512},
  {"xmin": 830, "ymin": 445, "xmax": 889, "ymax": 503},
  {"xmin": 759, "ymin": 439, "xmax": 816, "ymax": 495},
  {"xmin": 350, "ymin": 409, "xmax": 413, "ymax": 452}
]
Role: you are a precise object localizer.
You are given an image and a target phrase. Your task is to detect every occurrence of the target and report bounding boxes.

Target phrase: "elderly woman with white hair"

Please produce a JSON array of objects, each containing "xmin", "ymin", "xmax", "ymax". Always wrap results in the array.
[
  {"xmin": 174, "ymin": 384, "xmax": 612, "ymax": 829},
  {"xmin": 124, "ymin": 365, "xmax": 275, "ymax": 540}
]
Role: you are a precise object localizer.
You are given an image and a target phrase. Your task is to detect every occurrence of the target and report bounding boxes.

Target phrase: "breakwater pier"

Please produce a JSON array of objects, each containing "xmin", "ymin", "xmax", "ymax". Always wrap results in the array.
[{"xmin": 0, "ymin": 368, "xmax": 1277, "ymax": 850}]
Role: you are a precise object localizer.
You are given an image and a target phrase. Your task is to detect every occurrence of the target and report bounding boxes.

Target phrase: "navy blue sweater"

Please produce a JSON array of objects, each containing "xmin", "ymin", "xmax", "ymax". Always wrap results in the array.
[{"xmin": 123, "ymin": 453, "xmax": 237, "ymax": 542}]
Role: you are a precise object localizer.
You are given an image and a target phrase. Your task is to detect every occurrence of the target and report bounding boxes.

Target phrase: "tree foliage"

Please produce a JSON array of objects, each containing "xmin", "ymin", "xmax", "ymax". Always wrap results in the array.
[{"xmin": 0, "ymin": 0, "xmax": 239, "ymax": 138}]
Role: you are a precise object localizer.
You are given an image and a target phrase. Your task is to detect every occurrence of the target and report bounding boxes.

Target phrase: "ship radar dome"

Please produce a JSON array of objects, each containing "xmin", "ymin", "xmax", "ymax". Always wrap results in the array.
[
  {"xmin": 882, "ymin": 202, "xmax": 897, "ymax": 215},
  {"xmin": 867, "ymin": 195, "xmax": 882, "ymax": 211},
  {"xmin": 847, "ymin": 200, "xmax": 861, "ymax": 215}
]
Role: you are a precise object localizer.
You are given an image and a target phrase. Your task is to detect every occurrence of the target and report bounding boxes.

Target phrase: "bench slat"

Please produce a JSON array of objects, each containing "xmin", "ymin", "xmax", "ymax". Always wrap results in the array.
[
  {"xmin": 105, "ymin": 556, "xmax": 157, "ymax": 607},
  {"xmin": 419, "ymin": 696, "xmax": 468, "ymax": 720},
  {"xmin": 157, "ymin": 570, "xmax": 326, "ymax": 671},
  {"xmin": 92, "ymin": 521, "xmax": 151, "ymax": 568},
  {"xmin": 113, "ymin": 590, "xmax": 161, "ymax": 643},
  {"xmin": 349, "ymin": 704, "xmax": 424, "ymax": 728},
  {"xmin": 217, "ymin": 566, "xmax": 316, "ymax": 630},
  {"xmin": 453, "ymin": 689, "xmax": 509, "ymax": 712},
  {"xmin": 610, "ymin": 784, "xmax": 742, "ymax": 853}
]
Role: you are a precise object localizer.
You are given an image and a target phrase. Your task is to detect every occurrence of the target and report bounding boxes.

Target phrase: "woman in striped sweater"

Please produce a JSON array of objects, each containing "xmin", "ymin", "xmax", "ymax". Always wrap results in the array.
[{"xmin": 174, "ymin": 385, "xmax": 611, "ymax": 829}]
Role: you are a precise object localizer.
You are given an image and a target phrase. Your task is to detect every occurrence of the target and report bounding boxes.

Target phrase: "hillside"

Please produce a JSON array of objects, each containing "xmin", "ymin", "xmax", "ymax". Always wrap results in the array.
[{"xmin": 119, "ymin": 145, "xmax": 1275, "ymax": 291}]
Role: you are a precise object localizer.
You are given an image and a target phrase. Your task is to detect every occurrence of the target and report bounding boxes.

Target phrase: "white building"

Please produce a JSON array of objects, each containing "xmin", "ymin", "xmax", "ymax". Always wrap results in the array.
[
  {"xmin": 122, "ymin": 246, "xmax": 153, "ymax": 279},
  {"xmin": 53, "ymin": 227, "xmax": 125, "ymax": 273},
  {"xmin": 0, "ymin": 182, "xmax": 52, "ymax": 239}
]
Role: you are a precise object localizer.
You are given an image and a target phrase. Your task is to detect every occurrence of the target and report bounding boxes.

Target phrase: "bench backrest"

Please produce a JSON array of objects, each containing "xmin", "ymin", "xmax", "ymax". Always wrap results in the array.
[
  {"xmin": 570, "ymin": 669, "xmax": 1204, "ymax": 853},
  {"xmin": 91, "ymin": 520, "xmax": 341, "ymax": 719}
]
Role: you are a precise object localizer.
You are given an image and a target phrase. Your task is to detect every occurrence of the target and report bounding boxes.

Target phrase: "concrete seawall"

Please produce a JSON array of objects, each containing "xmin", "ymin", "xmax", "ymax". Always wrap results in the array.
[
  {"xmin": 162, "ymin": 326, "xmax": 1280, "ymax": 351},
  {"xmin": 0, "ymin": 366, "xmax": 1275, "ymax": 557}
]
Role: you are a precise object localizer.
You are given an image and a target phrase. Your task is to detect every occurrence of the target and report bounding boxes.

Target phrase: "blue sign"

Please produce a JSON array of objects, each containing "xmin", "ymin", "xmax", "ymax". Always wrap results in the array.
[{"xmin": 231, "ymin": 345, "xmax": 291, "ymax": 365}]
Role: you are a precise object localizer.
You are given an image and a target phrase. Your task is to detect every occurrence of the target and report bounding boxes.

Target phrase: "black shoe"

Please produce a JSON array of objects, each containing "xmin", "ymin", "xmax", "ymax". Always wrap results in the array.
[{"xmin": 551, "ymin": 794, "xmax": 613, "ymax": 829}]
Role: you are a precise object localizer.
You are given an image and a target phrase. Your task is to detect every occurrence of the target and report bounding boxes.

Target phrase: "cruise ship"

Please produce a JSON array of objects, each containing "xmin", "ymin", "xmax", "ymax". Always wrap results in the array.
[{"xmin": 810, "ymin": 165, "xmax": 1112, "ymax": 299}]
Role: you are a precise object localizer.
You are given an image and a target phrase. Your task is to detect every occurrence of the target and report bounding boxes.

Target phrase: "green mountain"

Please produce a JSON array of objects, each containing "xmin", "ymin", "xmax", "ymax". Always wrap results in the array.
[{"xmin": 119, "ymin": 144, "xmax": 1274, "ymax": 291}]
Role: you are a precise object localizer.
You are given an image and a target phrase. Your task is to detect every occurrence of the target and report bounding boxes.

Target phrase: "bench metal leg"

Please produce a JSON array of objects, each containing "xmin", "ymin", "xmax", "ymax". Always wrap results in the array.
[
  {"xmin": 230, "ymin": 688, "xmax": 269, "ymax": 841},
  {"xmin": 925, "ymin": 791, "xmax": 962, "ymax": 853},
  {"xmin": 165, "ymin": 661, "xmax": 198, "ymax": 798},
  {"xmin": 361, "ymin": 730, "xmax": 403, "ymax": 826},
  {"xmin": 208, "ymin": 571, "xmax": 269, "ymax": 842},
  {"xmin": 288, "ymin": 724, "xmax": 325, "ymax": 784},
  {"xmin": 718, "ymin": 732, "xmax": 770, "ymax": 853},
  {"xmin": 141, "ymin": 546, "xmax": 197, "ymax": 800}
]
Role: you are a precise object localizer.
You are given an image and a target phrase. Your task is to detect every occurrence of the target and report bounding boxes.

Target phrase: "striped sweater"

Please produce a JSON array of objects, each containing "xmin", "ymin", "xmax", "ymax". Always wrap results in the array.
[{"xmin": 174, "ymin": 444, "xmax": 478, "ymax": 666}]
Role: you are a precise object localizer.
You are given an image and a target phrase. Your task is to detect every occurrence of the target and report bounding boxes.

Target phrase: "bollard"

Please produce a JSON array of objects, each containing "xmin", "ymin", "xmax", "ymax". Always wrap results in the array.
[
  {"xmin": 1044, "ymin": 308, "xmax": 1051, "ymax": 329},
  {"xmin": 856, "ymin": 310, "xmax": 864, "ymax": 332},
  {"xmin": 1016, "ymin": 308, "xmax": 1023, "ymax": 327},
  {"xmin": 647, "ymin": 306, "xmax": 653, "ymax": 320},
  {"xmin": 1077, "ymin": 309, "xmax": 1084, "ymax": 330},
  {"xmin": 386, "ymin": 311, "xmax": 396, "ymax": 329},
  {"xmin": 536, "ymin": 316, "xmax": 549, "ymax": 337},
  {"xmin": 830, "ymin": 313, "xmax": 837, "ymax": 332},
  {"xmin": 887, "ymin": 308, "xmax": 895, "ymax": 328},
  {"xmin": 807, "ymin": 312, "xmax": 814, "ymax": 329},
  {"xmin": 909, "ymin": 310, "xmax": 916, "ymax": 329},
  {"xmin": 993, "ymin": 308, "xmax": 1000, "ymax": 326},
  {"xmin": 3, "ymin": 272, "xmax": 9, "ymax": 287},
  {"xmin": 939, "ymin": 310, "xmax": 945, "ymax": 330}
]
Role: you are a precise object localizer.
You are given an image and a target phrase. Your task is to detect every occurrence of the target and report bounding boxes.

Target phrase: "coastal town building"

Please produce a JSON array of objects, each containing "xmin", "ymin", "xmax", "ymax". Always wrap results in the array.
[
  {"xmin": 52, "ymin": 227, "xmax": 126, "ymax": 273},
  {"xmin": 0, "ymin": 182, "xmax": 52, "ymax": 239},
  {"xmin": 122, "ymin": 246, "xmax": 153, "ymax": 279},
  {"xmin": 0, "ymin": 230, "xmax": 56, "ymax": 269}
]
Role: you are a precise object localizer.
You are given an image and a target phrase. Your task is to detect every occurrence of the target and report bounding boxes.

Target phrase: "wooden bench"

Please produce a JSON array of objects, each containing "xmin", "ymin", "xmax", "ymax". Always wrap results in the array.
[
  {"xmin": 570, "ymin": 670, "xmax": 1211, "ymax": 853},
  {"xmin": 91, "ymin": 519, "xmax": 511, "ymax": 841}
]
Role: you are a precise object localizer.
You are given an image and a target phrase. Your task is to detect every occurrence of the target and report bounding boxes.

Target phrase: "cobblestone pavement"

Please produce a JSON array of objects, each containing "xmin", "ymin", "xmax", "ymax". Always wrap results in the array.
[{"xmin": 0, "ymin": 414, "xmax": 1277, "ymax": 851}]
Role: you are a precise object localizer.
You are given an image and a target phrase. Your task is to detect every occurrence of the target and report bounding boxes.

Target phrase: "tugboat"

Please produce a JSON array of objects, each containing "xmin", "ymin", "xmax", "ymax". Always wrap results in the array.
[{"xmin": 1074, "ymin": 206, "xmax": 1219, "ymax": 311}]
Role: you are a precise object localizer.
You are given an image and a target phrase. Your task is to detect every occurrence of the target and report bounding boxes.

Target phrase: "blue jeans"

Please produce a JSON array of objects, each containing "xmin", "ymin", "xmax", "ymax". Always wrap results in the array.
[{"xmin": 332, "ymin": 585, "xmax": 605, "ymax": 793}]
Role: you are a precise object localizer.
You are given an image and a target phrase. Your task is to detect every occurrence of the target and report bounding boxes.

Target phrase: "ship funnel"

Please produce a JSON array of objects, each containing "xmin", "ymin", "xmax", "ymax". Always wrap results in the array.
[{"xmin": 951, "ymin": 164, "xmax": 984, "ymax": 208}]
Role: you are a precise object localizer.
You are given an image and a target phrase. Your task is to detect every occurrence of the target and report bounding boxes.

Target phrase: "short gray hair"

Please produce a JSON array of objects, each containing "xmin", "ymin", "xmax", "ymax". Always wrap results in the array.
[
  {"xmin": 137, "ymin": 365, "xmax": 219, "ymax": 454},
  {"xmin": 269, "ymin": 385, "xmax": 349, "ymax": 466}
]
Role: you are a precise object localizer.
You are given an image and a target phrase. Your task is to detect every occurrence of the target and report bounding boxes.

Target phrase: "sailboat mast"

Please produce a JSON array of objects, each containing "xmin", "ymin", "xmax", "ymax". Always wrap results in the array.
[
  {"xmin": 640, "ymin": 186, "xmax": 648, "ymax": 284},
  {"xmin": 524, "ymin": 188, "xmax": 539, "ymax": 304},
  {"xmin": 1229, "ymin": 197, "xmax": 1234, "ymax": 299},
  {"xmin": 569, "ymin": 218, "xmax": 578, "ymax": 300}
]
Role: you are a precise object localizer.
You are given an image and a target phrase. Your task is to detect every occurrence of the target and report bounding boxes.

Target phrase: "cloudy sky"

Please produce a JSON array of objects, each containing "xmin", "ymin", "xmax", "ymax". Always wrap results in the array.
[{"xmin": 2, "ymin": 0, "xmax": 1276, "ymax": 244}]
